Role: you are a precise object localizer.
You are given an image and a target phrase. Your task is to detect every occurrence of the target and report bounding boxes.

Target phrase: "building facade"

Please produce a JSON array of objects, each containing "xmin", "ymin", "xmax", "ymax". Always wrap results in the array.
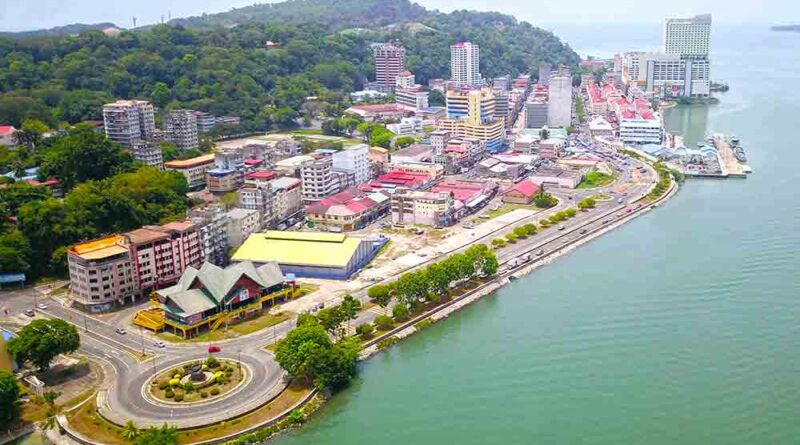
[
  {"xmin": 226, "ymin": 208, "xmax": 261, "ymax": 249},
  {"xmin": 132, "ymin": 142, "xmax": 164, "ymax": 170},
  {"xmin": 164, "ymin": 109, "xmax": 199, "ymax": 150},
  {"xmin": 547, "ymin": 68, "xmax": 573, "ymax": 128},
  {"xmin": 332, "ymin": 144, "xmax": 370, "ymax": 186},
  {"xmin": 440, "ymin": 88, "xmax": 504, "ymax": 153},
  {"xmin": 301, "ymin": 156, "xmax": 337, "ymax": 203},
  {"xmin": 526, "ymin": 100, "xmax": 549, "ymax": 128},
  {"xmin": 188, "ymin": 205, "xmax": 229, "ymax": 266},
  {"xmin": 102, "ymin": 100, "xmax": 156, "ymax": 147},
  {"xmin": 390, "ymin": 189, "xmax": 456, "ymax": 227},
  {"xmin": 374, "ymin": 43, "xmax": 405, "ymax": 91},
  {"xmin": 663, "ymin": 14, "xmax": 712, "ymax": 59},
  {"xmin": 450, "ymin": 42, "xmax": 481, "ymax": 87},
  {"xmin": 164, "ymin": 154, "xmax": 215, "ymax": 190}
]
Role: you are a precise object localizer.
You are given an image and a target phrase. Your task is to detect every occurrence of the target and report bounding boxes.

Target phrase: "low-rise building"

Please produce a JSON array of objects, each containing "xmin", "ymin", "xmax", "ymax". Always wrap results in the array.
[
  {"xmin": 306, "ymin": 188, "xmax": 390, "ymax": 232},
  {"xmin": 395, "ymin": 87, "xmax": 430, "ymax": 111},
  {"xmin": 0, "ymin": 125, "xmax": 16, "ymax": 146},
  {"xmin": 502, "ymin": 180, "xmax": 539, "ymax": 204},
  {"xmin": 226, "ymin": 208, "xmax": 261, "ymax": 249},
  {"xmin": 67, "ymin": 235, "xmax": 136, "ymax": 312},
  {"xmin": 391, "ymin": 143, "xmax": 433, "ymax": 164},
  {"xmin": 151, "ymin": 261, "xmax": 290, "ymax": 338},
  {"xmin": 390, "ymin": 189, "xmax": 457, "ymax": 227},
  {"xmin": 232, "ymin": 231, "xmax": 388, "ymax": 279},
  {"xmin": 164, "ymin": 154, "xmax": 215, "ymax": 190},
  {"xmin": 529, "ymin": 167, "xmax": 584, "ymax": 189},
  {"xmin": 344, "ymin": 103, "xmax": 414, "ymax": 121},
  {"xmin": 207, "ymin": 148, "xmax": 245, "ymax": 193}
]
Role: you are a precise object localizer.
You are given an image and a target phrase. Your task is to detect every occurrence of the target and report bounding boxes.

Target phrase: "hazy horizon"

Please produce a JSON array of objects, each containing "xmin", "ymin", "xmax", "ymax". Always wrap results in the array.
[{"xmin": 0, "ymin": 0, "xmax": 794, "ymax": 33}]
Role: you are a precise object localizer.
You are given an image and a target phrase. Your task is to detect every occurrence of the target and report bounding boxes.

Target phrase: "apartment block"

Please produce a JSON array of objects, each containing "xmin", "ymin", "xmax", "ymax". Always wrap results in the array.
[
  {"xmin": 547, "ymin": 67, "xmax": 573, "ymax": 128},
  {"xmin": 132, "ymin": 142, "xmax": 164, "ymax": 170},
  {"xmin": 102, "ymin": 100, "xmax": 156, "ymax": 147},
  {"xmin": 390, "ymin": 189, "xmax": 456, "ymax": 228},
  {"xmin": 663, "ymin": 14, "xmax": 712, "ymax": 59},
  {"xmin": 68, "ymin": 221, "xmax": 203, "ymax": 312},
  {"xmin": 164, "ymin": 109, "xmax": 199, "ymax": 150},
  {"xmin": 226, "ymin": 208, "xmax": 261, "ymax": 249},
  {"xmin": 188, "ymin": 205, "xmax": 230, "ymax": 266}
]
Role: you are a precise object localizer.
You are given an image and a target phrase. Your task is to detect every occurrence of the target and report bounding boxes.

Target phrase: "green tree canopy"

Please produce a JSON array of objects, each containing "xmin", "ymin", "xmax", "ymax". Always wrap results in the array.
[
  {"xmin": 7, "ymin": 319, "xmax": 80, "ymax": 371},
  {"xmin": 0, "ymin": 371, "xmax": 21, "ymax": 430}
]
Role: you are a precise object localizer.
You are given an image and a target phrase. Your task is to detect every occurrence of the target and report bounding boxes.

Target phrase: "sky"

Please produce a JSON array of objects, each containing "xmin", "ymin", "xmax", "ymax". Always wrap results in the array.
[{"xmin": 0, "ymin": 0, "xmax": 794, "ymax": 32}]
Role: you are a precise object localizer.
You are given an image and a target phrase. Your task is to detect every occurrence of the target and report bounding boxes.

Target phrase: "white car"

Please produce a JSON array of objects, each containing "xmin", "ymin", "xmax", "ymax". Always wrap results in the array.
[
  {"xmin": 154, "ymin": 341, "xmax": 166, "ymax": 348},
  {"xmin": 115, "ymin": 328, "xmax": 127, "ymax": 335},
  {"xmin": 36, "ymin": 303, "xmax": 48, "ymax": 310}
]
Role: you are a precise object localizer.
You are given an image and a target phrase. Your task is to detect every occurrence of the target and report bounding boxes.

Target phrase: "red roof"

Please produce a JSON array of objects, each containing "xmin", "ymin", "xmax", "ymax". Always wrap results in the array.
[
  {"xmin": 374, "ymin": 170, "xmax": 431, "ymax": 188},
  {"xmin": 0, "ymin": 125, "xmax": 14, "ymax": 136},
  {"xmin": 244, "ymin": 159, "xmax": 264, "ymax": 166},
  {"xmin": 431, "ymin": 181, "xmax": 485, "ymax": 203},
  {"xmin": 504, "ymin": 180, "xmax": 539, "ymax": 198},
  {"xmin": 245, "ymin": 170, "xmax": 277, "ymax": 180}
]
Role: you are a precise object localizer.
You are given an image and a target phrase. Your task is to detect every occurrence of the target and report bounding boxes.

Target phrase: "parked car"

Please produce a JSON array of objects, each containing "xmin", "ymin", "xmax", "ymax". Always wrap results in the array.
[
  {"xmin": 154, "ymin": 341, "xmax": 166, "ymax": 348},
  {"xmin": 24, "ymin": 309, "xmax": 35, "ymax": 317},
  {"xmin": 36, "ymin": 303, "xmax": 48, "ymax": 310},
  {"xmin": 115, "ymin": 328, "xmax": 127, "ymax": 335}
]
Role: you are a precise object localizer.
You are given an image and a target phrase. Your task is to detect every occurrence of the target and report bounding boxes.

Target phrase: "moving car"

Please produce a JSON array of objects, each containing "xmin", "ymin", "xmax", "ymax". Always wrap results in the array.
[
  {"xmin": 36, "ymin": 303, "xmax": 48, "ymax": 310},
  {"xmin": 154, "ymin": 340, "xmax": 166, "ymax": 348},
  {"xmin": 24, "ymin": 309, "xmax": 35, "ymax": 317},
  {"xmin": 558, "ymin": 225, "xmax": 566, "ymax": 230},
  {"xmin": 115, "ymin": 328, "xmax": 127, "ymax": 335}
]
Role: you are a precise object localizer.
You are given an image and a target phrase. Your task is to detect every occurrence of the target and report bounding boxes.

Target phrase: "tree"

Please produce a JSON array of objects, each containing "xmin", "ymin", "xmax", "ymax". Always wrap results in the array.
[
  {"xmin": 534, "ymin": 190, "xmax": 558, "ymax": 208},
  {"xmin": 512, "ymin": 226, "xmax": 528, "ymax": 238},
  {"xmin": 522, "ymin": 223, "xmax": 537, "ymax": 235},
  {"xmin": 150, "ymin": 82, "xmax": 172, "ymax": 108},
  {"xmin": 367, "ymin": 284, "xmax": 392, "ymax": 308},
  {"xmin": 12, "ymin": 119, "xmax": 48, "ymax": 151},
  {"xmin": 317, "ymin": 306, "xmax": 345, "ymax": 337},
  {"xmin": 578, "ymin": 197, "xmax": 596, "ymax": 209},
  {"xmin": 394, "ymin": 136, "xmax": 417, "ymax": 149},
  {"xmin": 7, "ymin": 319, "xmax": 80, "ymax": 371},
  {"xmin": 0, "ymin": 371, "xmax": 20, "ymax": 430},
  {"xmin": 134, "ymin": 424, "xmax": 178, "ymax": 445},
  {"xmin": 275, "ymin": 322, "xmax": 332, "ymax": 385},
  {"xmin": 38, "ymin": 125, "xmax": 133, "ymax": 190},
  {"xmin": 505, "ymin": 232, "xmax": 518, "ymax": 243},
  {"xmin": 375, "ymin": 314, "xmax": 395, "ymax": 330},
  {"xmin": 339, "ymin": 294, "xmax": 361, "ymax": 330},
  {"xmin": 220, "ymin": 191, "xmax": 239, "ymax": 210}
]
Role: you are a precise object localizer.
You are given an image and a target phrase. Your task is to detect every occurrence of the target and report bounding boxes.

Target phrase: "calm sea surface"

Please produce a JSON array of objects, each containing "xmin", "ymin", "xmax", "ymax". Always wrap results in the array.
[{"xmin": 277, "ymin": 24, "xmax": 800, "ymax": 444}]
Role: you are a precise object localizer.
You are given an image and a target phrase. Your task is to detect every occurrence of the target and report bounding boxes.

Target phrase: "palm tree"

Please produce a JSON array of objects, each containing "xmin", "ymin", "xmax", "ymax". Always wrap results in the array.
[{"xmin": 121, "ymin": 420, "xmax": 140, "ymax": 440}]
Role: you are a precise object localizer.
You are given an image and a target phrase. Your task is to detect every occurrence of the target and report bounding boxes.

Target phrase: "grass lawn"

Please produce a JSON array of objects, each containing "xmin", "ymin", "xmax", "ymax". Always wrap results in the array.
[
  {"xmin": 485, "ymin": 203, "xmax": 540, "ymax": 219},
  {"xmin": 66, "ymin": 381, "xmax": 313, "ymax": 445},
  {"xmin": 157, "ymin": 311, "xmax": 292, "ymax": 344},
  {"xmin": 591, "ymin": 193, "xmax": 613, "ymax": 200},
  {"xmin": 293, "ymin": 283, "xmax": 321, "ymax": 298},
  {"xmin": 577, "ymin": 171, "xmax": 615, "ymax": 189}
]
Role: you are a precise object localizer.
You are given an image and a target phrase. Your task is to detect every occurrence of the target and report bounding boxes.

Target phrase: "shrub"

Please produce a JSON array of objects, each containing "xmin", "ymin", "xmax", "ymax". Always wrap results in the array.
[
  {"xmin": 210, "ymin": 387, "xmax": 220, "ymax": 396},
  {"xmin": 183, "ymin": 382, "xmax": 194, "ymax": 392},
  {"xmin": 392, "ymin": 303, "xmax": 409, "ymax": 322},
  {"xmin": 356, "ymin": 323, "xmax": 374, "ymax": 338},
  {"xmin": 377, "ymin": 337, "xmax": 399, "ymax": 350},
  {"xmin": 200, "ymin": 391, "xmax": 208, "ymax": 398},
  {"xmin": 174, "ymin": 393, "xmax": 184, "ymax": 402},
  {"xmin": 287, "ymin": 409, "xmax": 305, "ymax": 425},
  {"xmin": 415, "ymin": 319, "xmax": 434, "ymax": 330},
  {"xmin": 492, "ymin": 238, "xmax": 506, "ymax": 248},
  {"xmin": 164, "ymin": 389, "xmax": 174, "ymax": 399},
  {"xmin": 158, "ymin": 381, "xmax": 169, "ymax": 390},
  {"xmin": 523, "ymin": 223, "xmax": 537, "ymax": 235},
  {"xmin": 375, "ymin": 314, "xmax": 395, "ymax": 330},
  {"xmin": 505, "ymin": 232, "xmax": 518, "ymax": 243},
  {"xmin": 169, "ymin": 378, "xmax": 180, "ymax": 387},
  {"xmin": 205, "ymin": 356, "xmax": 219, "ymax": 368}
]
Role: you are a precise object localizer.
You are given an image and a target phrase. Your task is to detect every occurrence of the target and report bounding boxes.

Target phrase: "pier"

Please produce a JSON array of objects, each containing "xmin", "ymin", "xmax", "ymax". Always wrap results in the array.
[{"xmin": 713, "ymin": 135, "xmax": 749, "ymax": 177}]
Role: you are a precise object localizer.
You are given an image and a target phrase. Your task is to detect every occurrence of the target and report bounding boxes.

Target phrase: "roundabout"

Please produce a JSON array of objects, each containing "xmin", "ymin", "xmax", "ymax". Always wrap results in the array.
[{"xmin": 144, "ymin": 357, "xmax": 249, "ymax": 405}]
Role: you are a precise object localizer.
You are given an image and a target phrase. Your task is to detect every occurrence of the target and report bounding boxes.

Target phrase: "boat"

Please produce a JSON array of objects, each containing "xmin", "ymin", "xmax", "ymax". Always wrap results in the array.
[{"xmin": 729, "ymin": 136, "xmax": 748, "ymax": 162}]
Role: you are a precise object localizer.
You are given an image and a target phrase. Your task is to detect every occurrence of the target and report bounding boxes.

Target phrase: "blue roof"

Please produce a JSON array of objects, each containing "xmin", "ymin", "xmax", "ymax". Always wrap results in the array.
[{"xmin": 0, "ymin": 273, "xmax": 25, "ymax": 284}]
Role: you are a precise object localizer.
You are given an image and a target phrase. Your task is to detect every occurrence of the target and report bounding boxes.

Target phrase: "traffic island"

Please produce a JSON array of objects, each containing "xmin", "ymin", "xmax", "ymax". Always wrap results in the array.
[{"xmin": 146, "ymin": 357, "xmax": 246, "ymax": 404}]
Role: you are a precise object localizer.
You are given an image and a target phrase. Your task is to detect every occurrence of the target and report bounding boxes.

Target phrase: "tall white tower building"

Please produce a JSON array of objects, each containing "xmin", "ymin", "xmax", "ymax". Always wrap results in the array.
[
  {"xmin": 450, "ymin": 42, "xmax": 481, "ymax": 87},
  {"xmin": 663, "ymin": 14, "xmax": 712, "ymax": 59}
]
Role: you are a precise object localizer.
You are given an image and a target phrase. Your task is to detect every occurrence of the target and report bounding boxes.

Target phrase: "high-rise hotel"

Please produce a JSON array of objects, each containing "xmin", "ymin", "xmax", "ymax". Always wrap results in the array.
[{"xmin": 450, "ymin": 42, "xmax": 481, "ymax": 87}]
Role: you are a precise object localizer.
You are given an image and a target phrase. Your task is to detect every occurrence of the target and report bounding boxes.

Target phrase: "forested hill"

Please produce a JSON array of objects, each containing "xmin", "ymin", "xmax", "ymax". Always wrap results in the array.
[
  {"xmin": 0, "ymin": 23, "xmax": 118, "ymax": 40},
  {"xmin": 0, "ymin": 0, "xmax": 578, "ymax": 130},
  {"xmin": 169, "ymin": 0, "xmax": 429, "ymax": 29}
]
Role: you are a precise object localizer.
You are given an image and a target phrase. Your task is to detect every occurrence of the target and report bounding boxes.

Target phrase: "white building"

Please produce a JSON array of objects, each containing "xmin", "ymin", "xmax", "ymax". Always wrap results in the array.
[
  {"xmin": 450, "ymin": 42, "xmax": 481, "ymax": 87},
  {"xmin": 395, "ymin": 71, "xmax": 416, "ymax": 90},
  {"xmin": 547, "ymin": 68, "xmax": 572, "ymax": 128},
  {"xmin": 395, "ymin": 88, "xmax": 430, "ymax": 111},
  {"xmin": 663, "ymin": 14, "xmax": 712, "ymax": 59},
  {"xmin": 102, "ymin": 100, "xmax": 156, "ymax": 147},
  {"xmin": 332, "ymin": 144, "xmax": 370, "ymax": 186},
  {"xmin": 619, "ymin": 115, "xmax": 663, "ymax": 144},
  {"xmin": 300, "ymin": 156, "xmax": 337, "ymax": 203}
]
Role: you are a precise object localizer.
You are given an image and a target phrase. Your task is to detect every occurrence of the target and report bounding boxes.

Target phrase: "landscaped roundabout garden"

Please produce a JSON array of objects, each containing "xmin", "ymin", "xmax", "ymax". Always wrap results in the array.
[{"xmin": 147, "ymin": 356, "xmax": 246, "ymax": 404}]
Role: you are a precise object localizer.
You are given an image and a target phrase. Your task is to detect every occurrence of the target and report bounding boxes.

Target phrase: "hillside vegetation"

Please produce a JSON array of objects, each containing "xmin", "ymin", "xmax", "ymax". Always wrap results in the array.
[{"xmin": 0, "ymin": 0, "xmax": 578, "ymax": 130}]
